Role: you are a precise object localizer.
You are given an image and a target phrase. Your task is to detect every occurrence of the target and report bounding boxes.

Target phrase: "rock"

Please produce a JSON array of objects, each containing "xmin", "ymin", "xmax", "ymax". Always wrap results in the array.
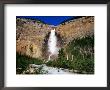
[{"xmin": 16, "ymin": 16, "xmax": 94, "ymax": 59}]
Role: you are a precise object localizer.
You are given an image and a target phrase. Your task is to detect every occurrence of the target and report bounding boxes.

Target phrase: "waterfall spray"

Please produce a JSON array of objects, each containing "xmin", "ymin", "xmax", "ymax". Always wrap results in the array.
[{"xmin": 48, "ymin": 29, "xmax": 58, "ymax": 60}]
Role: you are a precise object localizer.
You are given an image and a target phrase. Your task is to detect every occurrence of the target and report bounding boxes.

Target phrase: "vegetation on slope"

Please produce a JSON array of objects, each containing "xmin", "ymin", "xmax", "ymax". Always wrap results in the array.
[
  {"xmin": 46, "ymin": 35, "xmax": 94, "ymax": 74},
  {"xmin": 16, "ymin": 53, "xmax": 44, "ymax": 74},
  {"xmin": 16, "ymin": 16, "xmax": 94, "ymax": 74}
]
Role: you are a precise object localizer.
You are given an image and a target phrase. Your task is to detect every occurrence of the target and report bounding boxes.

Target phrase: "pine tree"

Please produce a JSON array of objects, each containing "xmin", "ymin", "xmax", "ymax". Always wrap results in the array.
[
  {"xmin": 57, "ymin": 48, "xmax": 67, "ymax": 68},
  {"xmin": 58, "ymin": 48, "xmax": 65, "ymax": 60}
]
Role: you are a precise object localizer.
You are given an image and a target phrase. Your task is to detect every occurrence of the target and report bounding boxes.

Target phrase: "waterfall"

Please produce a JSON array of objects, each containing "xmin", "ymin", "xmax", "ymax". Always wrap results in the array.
[{"xmin": 48, "ymin": 29, "xmax": 58, "ymax": 60}]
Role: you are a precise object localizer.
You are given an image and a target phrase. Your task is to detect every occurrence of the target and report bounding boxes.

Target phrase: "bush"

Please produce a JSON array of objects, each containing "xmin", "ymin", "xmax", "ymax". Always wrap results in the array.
[
  {"xmin": 16, "ymin": 53, "xmax": 43, "ymax": 74},
  {"xmin": 16, "ymin": 53, "xmax": 29, "ymax": 73}
]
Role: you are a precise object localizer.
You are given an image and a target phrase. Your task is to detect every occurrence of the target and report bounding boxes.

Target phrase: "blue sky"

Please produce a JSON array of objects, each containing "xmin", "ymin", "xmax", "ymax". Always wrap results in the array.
[{"xmin": 16, "ymin": 16, "xmax": 77, "ymax": 26}]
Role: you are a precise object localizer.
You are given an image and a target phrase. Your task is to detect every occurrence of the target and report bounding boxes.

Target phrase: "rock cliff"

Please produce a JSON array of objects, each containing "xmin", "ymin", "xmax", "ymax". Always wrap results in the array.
[{"xmin": 16, "ymin": 16, "xmax": 94, "ymax": 59}]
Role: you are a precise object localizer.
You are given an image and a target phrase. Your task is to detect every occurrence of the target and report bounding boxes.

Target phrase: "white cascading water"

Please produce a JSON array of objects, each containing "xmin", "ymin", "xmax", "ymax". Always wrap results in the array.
[{"xmin": 48, "ymin": 29, "xmax": 58, "ymax": 60}]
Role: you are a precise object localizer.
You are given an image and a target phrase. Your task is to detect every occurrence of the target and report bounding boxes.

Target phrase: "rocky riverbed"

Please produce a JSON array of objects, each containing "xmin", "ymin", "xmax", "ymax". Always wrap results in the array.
[{"xmin": 23, "ymin": 64, "xmax": 77, "ymax": 74}]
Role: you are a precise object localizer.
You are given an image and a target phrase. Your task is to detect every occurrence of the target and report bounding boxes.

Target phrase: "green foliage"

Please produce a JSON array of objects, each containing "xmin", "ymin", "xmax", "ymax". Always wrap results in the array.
[
  {"xmin": 46, "ymin": 35, "xmax": 94, "ymax": 74},
  {"xmin": 16, "ymin": 53, "xmax": 29, "ymax": 73},
  {"xmin": 16, "ymin": 35, "xmax": 94, "ymax": 74},
  {"xmin": 65, "ymin": 35, "xmax": 94, "ymax": 73},
  {"xmin": 46, "ymin": 48, "xmax": 72, "ymax": 69},
  {"xmin": 16, "ymin": 53, "xmax": 43, "ymax": 74},
  {"xmin": 56, "ymin": 48, "xmax": 71, "ymax": 69},
  {"xmin": 57, "ymin": 48, "xmax": 65, "ymax": 63}
]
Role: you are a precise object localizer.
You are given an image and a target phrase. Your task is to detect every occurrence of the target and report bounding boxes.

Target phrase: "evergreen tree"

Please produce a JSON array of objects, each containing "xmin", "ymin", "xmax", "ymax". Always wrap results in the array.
[
  {"xmin": 57, "ymin": 48, "xmax": 68, "ymax": 68},
  {"xmin": 58, "ymin": 48, "xmax": 65, "ymax": 60}
]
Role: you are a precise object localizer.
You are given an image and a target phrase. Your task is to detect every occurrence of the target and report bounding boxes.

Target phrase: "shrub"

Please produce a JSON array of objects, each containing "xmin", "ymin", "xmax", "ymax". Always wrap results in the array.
[{"xmin": 16, "ymin": 52, "xmax": 43, "ymax": 74}]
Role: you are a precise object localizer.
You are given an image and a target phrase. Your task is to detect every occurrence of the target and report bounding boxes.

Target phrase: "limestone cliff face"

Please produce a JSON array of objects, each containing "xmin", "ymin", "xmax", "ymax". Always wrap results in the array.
[{"xmin": 16, "ymin": 16, "xmax": 94, "ymax": 59}]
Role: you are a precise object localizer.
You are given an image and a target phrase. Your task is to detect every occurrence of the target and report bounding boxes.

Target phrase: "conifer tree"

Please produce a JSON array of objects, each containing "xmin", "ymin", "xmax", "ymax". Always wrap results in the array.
[{"xmin": 58, "ymin": 48, "xmax": 65, "ymax": 61}]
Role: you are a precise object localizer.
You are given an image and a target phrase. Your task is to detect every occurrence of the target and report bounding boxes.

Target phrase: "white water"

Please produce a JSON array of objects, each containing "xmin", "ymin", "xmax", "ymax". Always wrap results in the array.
[
  {"xmin": 30, "ymin": 64, "xmax": 74, "ymax": 74},
  {"xmin": 48, "ymin": 29, "xmax": 58, "ymax": 60}
]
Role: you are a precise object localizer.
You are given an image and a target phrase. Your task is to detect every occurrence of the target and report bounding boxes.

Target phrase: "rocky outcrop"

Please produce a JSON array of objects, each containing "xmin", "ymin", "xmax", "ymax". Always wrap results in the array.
[
  {"xmin": 16, "ymin": 18, "xmax": 52, "ymax": 58},
  {"xmin": 16, "ymin": 16, "xmax": 94, "ymax": 59},
  {"xmin": 56, "ymin": 16, "xmax": 94, "ymax": 45}
]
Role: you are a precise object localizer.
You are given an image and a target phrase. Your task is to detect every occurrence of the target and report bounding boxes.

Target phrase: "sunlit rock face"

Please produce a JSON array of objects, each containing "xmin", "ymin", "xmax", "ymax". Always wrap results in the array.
[{"xmin": 16, "ymin": 16, "xmax": 94, "ymax": 60}]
